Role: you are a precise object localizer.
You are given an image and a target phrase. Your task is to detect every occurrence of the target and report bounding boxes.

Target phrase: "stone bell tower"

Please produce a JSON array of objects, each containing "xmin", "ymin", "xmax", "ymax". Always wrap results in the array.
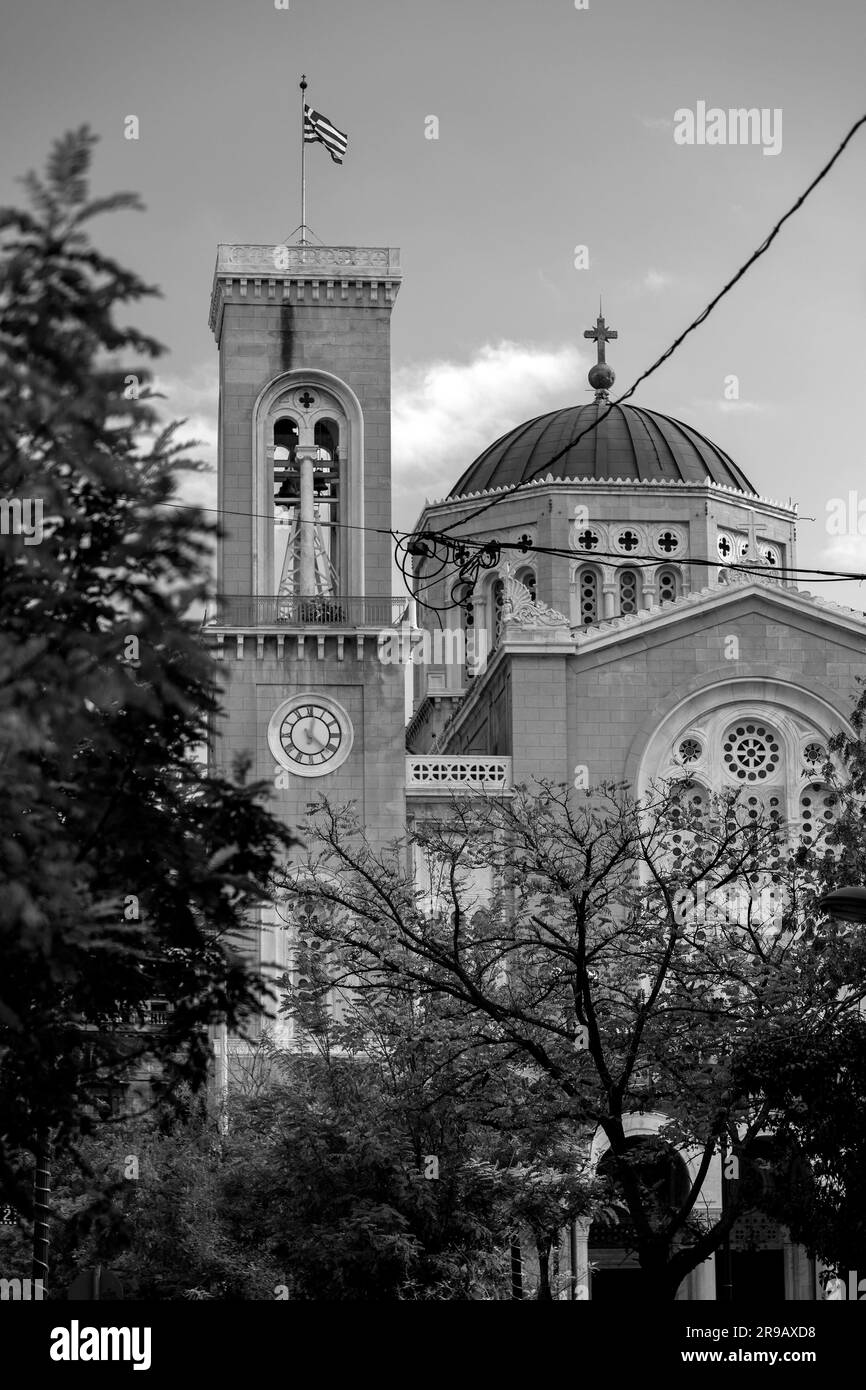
[{"xmin": 206, "ymin": 244, "xmax": 407, "ymax": 1030}]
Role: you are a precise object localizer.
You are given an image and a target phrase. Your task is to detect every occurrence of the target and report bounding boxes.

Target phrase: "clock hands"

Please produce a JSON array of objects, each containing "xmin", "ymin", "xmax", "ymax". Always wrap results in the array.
[{"xmin": 301, "ymin": 718, "xmax": 327, "ymax": 753}]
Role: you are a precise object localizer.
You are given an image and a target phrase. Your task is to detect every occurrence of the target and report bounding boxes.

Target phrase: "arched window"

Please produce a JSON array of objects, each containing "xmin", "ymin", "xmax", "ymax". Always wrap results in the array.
[
  {"xmin": 491, "ymin": 577, "xmax": 505, "ymax": 648},
  {"xmin": 273, "ymin": 417, "xmax": 300, "ymax": 499},
  {"xmin": 577, "ymin": 567, "xmax": 599, "ymax": 626},
  {"xmin": 312, "ymin": 418, "xmax": 340, "ymax": 586},
  {"xmin": 657, "ymin": 567, "xmax": 679, "ymax": 605},
  {"xmin": 515, "ymin": 566, "xmax": 536, "ymax": 602},
  {"xmin": 619, "ymin": 568, "xmax": 639, "ymax": 616},
  {"xmin": 799, "ymin": 784, "xmax": 837, "ymax": 847},
  {"xmin": 589, "ymin": 1138, "xmax": 692, "ymax": 1294},
  {"xmin": 668, "ymin": 783, "xmax": 708, "ymax": 866}
]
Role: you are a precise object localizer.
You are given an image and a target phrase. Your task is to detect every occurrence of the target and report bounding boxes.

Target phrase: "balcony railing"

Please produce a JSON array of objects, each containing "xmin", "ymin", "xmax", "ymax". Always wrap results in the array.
[
  {"xmin": 207, "ymin": 595, "xmax": 411, "ymax": 629},
  {"xmin": 406, "ymin": 755, "xmax": 512, "ymax": 794}
]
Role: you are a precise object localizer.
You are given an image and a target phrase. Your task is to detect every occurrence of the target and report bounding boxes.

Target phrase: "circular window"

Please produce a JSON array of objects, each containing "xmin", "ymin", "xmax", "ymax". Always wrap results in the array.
[
  {"xmin": 615, "ymin": 529, "xmax": 641, "ymax": 554},
  {"xmin": 804, "ymin": 741, "xmax": 826, "ymax": 766},
  {"xmin": 575, "ymin": 528, "xmax": 601, "ymax": 552},
  {"xmin": 678, "ymin": 737, "xmax": 702, "ymax": 764},
  {"xmin": 722, "ymin": 723, "xmax": 781, "ymax": 782}
]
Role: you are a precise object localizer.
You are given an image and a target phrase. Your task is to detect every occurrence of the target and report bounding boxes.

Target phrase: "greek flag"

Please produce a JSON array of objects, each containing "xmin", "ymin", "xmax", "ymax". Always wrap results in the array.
[{"xmin": 304, "ymin": 103, "xmax": 348, "ymax": 164}]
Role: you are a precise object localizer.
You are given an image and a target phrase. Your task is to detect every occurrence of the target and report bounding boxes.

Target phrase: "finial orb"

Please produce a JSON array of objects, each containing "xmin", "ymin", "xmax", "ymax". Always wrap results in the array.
[{"xmin": 588, "ymin": 362, "xmax": 615, "ymax": 391}]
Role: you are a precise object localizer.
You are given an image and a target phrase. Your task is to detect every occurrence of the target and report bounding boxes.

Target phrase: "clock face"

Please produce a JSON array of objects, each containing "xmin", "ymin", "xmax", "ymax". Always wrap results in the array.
[{"xmin": 268, "ymin": 695, "xmax": 353, "ymax": 777}]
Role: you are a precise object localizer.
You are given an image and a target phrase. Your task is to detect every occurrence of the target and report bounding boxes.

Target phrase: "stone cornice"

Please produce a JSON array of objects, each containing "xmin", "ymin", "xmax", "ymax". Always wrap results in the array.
[
  {"xmin": 413, "ymin": 476, "xmax": 797, "ymax": 533},
  {"xmin": 209, "ymin": 245, "xmax": 402, "ymax": 340},
  {"xmin": 570, "ymin": 579, "xmax": 866, "ymax": 658}
]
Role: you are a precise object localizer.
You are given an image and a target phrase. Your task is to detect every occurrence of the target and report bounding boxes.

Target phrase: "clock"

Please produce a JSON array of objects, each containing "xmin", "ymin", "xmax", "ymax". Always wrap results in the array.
[{"xmin": 268, "ymin": 694, "xmax": 353, "ymax": 777}]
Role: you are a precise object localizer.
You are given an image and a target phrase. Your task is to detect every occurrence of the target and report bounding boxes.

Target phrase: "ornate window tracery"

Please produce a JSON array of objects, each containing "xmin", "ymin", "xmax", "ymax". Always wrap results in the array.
[
  {"xmin": 799, "ymin": 785, "xmax": 837, "ymax": 846},
  {"xmin": 577, "ymin": 567, "xmax": 599, "ymax": 625},
  {"xmin": 658, "ymin": 568, "xmax": 679, "ymax": 605},
  {"xmin": 722, "ymin": 722, "xmax": 781, "ymax": 783},
  {"xmin": 619, "ymin": 568, "xmax": 639, "ymax": 615}
]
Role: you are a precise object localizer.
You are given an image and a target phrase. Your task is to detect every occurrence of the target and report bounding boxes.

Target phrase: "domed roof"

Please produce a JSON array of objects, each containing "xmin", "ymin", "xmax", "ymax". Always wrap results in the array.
[{"xmin": 448, "ymin": 401, "xmax": 757, "ymax": 498}]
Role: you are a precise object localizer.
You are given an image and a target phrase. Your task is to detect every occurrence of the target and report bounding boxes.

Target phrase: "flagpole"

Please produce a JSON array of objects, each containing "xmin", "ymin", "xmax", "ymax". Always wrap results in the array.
[{"xmin": 299, "ymin": 74, "xmax": 307, "ymax": 245}]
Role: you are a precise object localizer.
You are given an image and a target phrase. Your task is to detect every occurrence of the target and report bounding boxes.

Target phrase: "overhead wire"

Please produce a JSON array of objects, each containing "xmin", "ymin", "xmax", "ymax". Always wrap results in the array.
[{"xmin": 425, "ymin": 109, "xmax": 866, "ymax": 541}]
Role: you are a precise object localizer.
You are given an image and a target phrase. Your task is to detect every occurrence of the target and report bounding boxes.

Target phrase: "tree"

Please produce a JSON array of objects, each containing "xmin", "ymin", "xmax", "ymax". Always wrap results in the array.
[
  {"xmin": 0, "ymin": 128, "xmax": 295, "ymax": 1209},
  {"xmin": 282, "ymin": 777, "xmax": 866, "ymax": 1300},
  {"xmin": 734, "ymin": 1016, "xmax": 866, "ymax": 1274}
]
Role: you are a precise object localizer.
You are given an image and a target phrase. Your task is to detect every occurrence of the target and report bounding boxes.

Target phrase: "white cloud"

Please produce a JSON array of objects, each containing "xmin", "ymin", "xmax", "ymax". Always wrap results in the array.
[
  {"xmin": 151, "ymin": 366, "xmax": 218, "ymax": 512},
  {"xmin": 821, "ymin": 536, "xmax": 866, "ymax": 567},
  {"xmin": 641, "ymin": 269, "xmax": 675, "ymax": 294},
  {"xmin": 392, "ymin": 340, "xmax": 585, "ymax": 522},
  {"xmin": 147, "ymin": 343, "xmax": 588, "ymax": 532}
]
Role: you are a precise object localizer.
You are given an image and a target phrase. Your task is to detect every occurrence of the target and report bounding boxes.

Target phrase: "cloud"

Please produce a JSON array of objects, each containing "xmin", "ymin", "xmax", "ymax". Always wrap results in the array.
[
  {"xmin": 148, "ymin": 343, "xmax": 588, "ymax": 532},
  {"xmin": 392, "ymin": 340, "xmax": 585, "ymax": 522},
  {"xmin": 820, "ymin": 536, "xmax": 866, "ymax": 567},
  {"xmin": 151, "ymin": 366, "xmax": 218, "ymax": 512},
  {"xmin": 641, "ymin": 269, "xmax": 675, "ymax": 294}
]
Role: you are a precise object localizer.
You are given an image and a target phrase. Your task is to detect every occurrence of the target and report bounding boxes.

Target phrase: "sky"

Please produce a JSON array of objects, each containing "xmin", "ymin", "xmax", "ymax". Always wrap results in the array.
[{"xmin": 2, "ymin": 0, "xmax": 866, "ymax": 608}]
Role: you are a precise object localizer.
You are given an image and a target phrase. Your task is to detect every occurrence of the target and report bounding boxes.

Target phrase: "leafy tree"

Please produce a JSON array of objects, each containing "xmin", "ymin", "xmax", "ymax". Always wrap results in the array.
[
  {"xmin": 282, "ymin": 778, "xmax": 866, "ymax": 1300},
  {"xmin": 0, "ymin": 128, "xmax": 295, "ymax": 1209},
  {"xmin": 734, "ymin": 1016, "xmax": 866, "ymax": 1274}
]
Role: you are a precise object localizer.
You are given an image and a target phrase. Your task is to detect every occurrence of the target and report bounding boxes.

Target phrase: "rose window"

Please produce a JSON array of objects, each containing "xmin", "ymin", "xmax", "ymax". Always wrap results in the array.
[
  {"xmin": 576, "ymin": 528, "xmax": 600, "ymax": 551},
  {"xmin": 804, "ymin": 742, "xmax": 826, "ymax": 767},
  {"xmin": 657, "ymin": 530, "xmax": 680, "ymax": 554},
  {"xmin": 678, "ymin": 737, "xmax": 702, "ymax": 764},
  {"xmin": 722, "ymin": 723, "xmax": 781, "ymax": 782}
]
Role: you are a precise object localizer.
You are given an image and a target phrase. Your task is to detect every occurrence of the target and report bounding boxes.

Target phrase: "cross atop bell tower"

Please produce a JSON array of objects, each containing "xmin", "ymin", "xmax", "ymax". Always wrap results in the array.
[{"xmin": 584, "ymin": 307, "xmax": 617, "ymax": 402}]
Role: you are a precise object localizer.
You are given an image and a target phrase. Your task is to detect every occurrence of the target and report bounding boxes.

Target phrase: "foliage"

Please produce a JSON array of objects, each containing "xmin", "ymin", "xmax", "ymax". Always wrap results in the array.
[
  {"xmin": 0, "ymin": 128, "xmax": 295, "ymax": 1209},
  {"xmin": 281, "ymin": 777, "xmax": 866, "ymax": 1298}
]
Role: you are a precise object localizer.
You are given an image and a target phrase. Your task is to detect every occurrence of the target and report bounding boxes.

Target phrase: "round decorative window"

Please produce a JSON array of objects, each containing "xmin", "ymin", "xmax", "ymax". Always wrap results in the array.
[
  {"xmin": 656, "ymin": 529, "xmax": 681, "ymax": 555},
  {"xmin": 722, "ymin": 723, "xmax": 781, "ymax": 782},
  {"xmin": 615, "ymin": 528, "xmax": 641, "ymax": 554},
  {"xmin": 678, "ymin": 737, "xmax": 702, "ymax": 764},
  {"xmin": 574, "ymin": 527, "xmax": 601, "ymax": 552},
  {"xmin": 717, "ymin": 532, "xmax": 735, "ymax": 562},
  {"xmin": 804, "ymin": 741, "xmax": 826, "ymax": 766}
]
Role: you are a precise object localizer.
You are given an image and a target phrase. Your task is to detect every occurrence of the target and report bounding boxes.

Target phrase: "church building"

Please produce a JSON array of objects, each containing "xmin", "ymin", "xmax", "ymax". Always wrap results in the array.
[{"xmin": 206, "ymin": 240, "xmax": 866, "ymax": 1300}]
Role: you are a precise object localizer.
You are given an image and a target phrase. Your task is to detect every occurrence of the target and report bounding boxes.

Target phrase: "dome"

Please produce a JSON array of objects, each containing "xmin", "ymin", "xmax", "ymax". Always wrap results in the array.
[{"xmin": 448, "ymin": 401, "xmax": 757, "ymax": 498}]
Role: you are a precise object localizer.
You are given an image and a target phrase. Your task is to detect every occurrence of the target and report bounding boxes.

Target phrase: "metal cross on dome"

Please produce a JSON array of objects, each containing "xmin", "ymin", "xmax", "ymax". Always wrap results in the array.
[{"xmin": 584, "ymin": 310, "xmax": 618, "ymax": 364}]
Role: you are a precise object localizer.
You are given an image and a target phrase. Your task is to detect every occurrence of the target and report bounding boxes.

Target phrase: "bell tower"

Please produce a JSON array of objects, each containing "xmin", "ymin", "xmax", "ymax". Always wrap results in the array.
[{"xmin": 206, "ymin": 244, "xmax": 407, "ymax": 1030}]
